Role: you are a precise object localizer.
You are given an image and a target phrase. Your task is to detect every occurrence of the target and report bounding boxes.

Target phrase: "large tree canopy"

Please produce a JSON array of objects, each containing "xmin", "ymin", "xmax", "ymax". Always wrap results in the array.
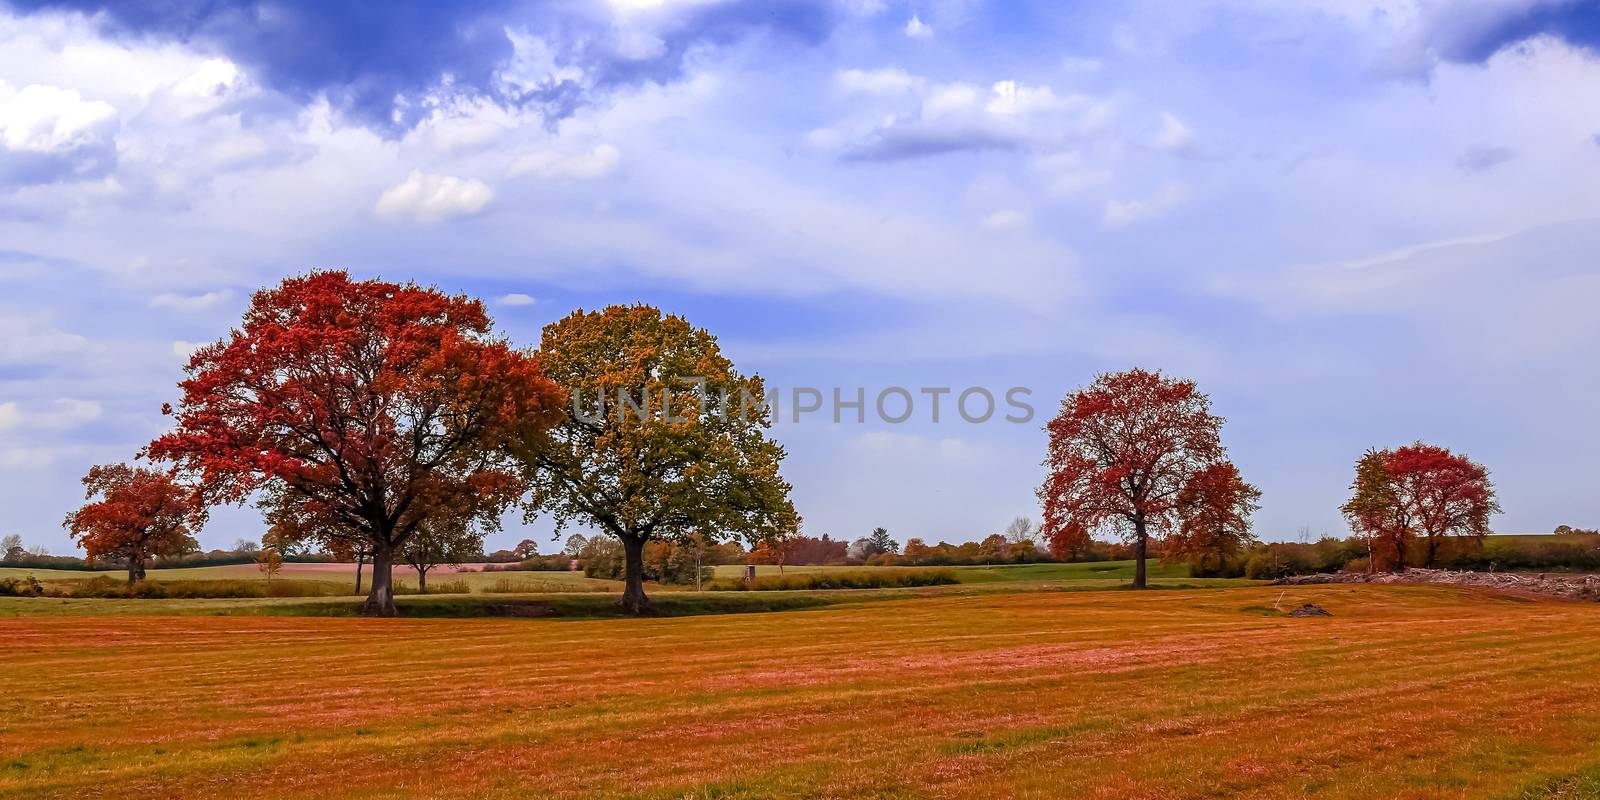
[
  {"xmin": 1341, "ymin": 442, "xmax": 1499, "ymax": 570},
  {"xmin": 1039, "ymin": 368, "xmax": 1239, "ymax": 589},
  {"xmin": 147, "ymin": 271, "xmax": 565, "ymax": 615},
  {"xmin": 521, "ymin": 305, "xmax": 799, "ymax": 613},
  {"xmin": 64, "ymin": 463, "xmax": 203, "ymax": 584}
]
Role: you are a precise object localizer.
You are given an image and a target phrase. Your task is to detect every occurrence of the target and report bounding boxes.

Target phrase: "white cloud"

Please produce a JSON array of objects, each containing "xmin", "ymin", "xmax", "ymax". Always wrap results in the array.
[
  {"xmin": 0, "ymin": 316, "xmax": 91, "ymax": 366},
  {"xmin": 0, "ymin": 399, "xmax": 100, "ymax": 433},
  {"xmin": 820, "ymin": 72, "xmax": 1114, "ymax": 161},
  {"xmin": 985, "ymin": 80, "xmax": 1064, "ymax": 116},
  {"xmin": 980, "ymin": 208, "xmax": 1031, "ymax": 232},
  {"xmin": 149, "ymin": 289, "xmax": 232, "ymax": 312},
  {"xmin": 0, "ymin": 83, "xmax": 116, "ymax": 154},
  {"xmin": 0, "ymin": 447, "xmax": 57, "ymax": 469},
  {"xmin": 1103, "ymin": 183, "xmax": 1187, "ymax": 227},
  {"xmin": 904, "ymin": 15, "xmax": 933, "ymax": 39},
  {"xmin": 496, "ymin": 292, "xmax": 537, "ymax": 306},
  {"xmin": 374, "ymin": 170, "xmax": 494, "ymax": 223},
  {"xmin": 172, "ymin": 340, "xmax": 204, "ymax": 360},
  {"xmin": 834, "ymin": 67, "xmax": 924, "ymax": 96},
  {"xmin": 510, "ymin": 144, "xmax": 621, "ymax": 179},
  {"xmin": 36, "ymin": 398, "xmax": 101, "ymax": 429},
  {"xmin": 1151, "ymin": 112, "xmax": 1194, "ymax": 154}
]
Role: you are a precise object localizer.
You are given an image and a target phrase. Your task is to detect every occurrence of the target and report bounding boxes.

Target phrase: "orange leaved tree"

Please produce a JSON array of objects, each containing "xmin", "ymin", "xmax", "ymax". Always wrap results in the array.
[
  {"xmin": 148, "ymin": 271, "xmax": 565, "ymax": 615},
  {"xmin": 1039, "ymin": 368, "xmax": 1244, "ymax": 589},
  {"xmin": 64, "ymin": 462, "xmax": 203, "ymax": 584}
]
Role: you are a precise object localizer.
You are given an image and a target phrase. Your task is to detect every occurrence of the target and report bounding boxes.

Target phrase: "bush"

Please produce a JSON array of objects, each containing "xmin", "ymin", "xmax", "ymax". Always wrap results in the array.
[
  {"xmin": 484, "ymin": 578, "xmax": 608, "ymax": 594},
  {"xmin": 706, "ymin": 568, "xmax": 958, "ymax": 591},
  {"xmin": 423, "ymin": 580, "xmax": 471, "ymax": 595},
  {"xmin": 48, "ymin": 577, "xmax": 352, "ymax": 599},
  {"xmin": 0, "ymin": 575, "xmax": 45, "ymax": 597}
]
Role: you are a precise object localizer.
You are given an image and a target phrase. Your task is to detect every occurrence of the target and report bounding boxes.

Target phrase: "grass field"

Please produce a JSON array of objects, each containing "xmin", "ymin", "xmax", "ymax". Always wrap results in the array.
[{"xmin": 5, "ymin": 583, "xmax": 1600, "ymax": 798}]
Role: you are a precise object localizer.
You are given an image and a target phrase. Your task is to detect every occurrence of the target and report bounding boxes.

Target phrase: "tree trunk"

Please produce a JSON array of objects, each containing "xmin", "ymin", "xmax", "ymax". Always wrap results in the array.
[
  {"xmin": 354, "ymin": 550, "xmax": 366, "ymax": 595},
  {"xmin": 1424, "ymin": 536, "xmax": 1439, "ymax": 568},
  {"xmin": 1132, "ymin": 520, "xmax": 1149, "ymax": 590},
  {"xmin": 127, "ymin": 554, "xmax": 146, "ymax": 586},
  {"xmin": 361, "ymin": 544, "xmax": 398, "ymax": 617},
  {"xmin": 620, "ymin": 535, "xmax": 651, "ymax": 614},
  {"xmin": 417, "ymin": 565, "xmax": 428, "ymax": 594}
]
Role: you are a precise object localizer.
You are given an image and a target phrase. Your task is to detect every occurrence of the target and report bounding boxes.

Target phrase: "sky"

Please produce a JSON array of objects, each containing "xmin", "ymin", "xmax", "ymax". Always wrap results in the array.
[{"xmin": 1, "ymin": 0, "xmax": 1599, "ymax": 555}]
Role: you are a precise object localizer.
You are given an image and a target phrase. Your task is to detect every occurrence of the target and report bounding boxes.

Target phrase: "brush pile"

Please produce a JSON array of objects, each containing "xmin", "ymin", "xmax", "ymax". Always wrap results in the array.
[{"xmin": 1274, "ymin": 568, "xmax": 1600, "ymax": 601}]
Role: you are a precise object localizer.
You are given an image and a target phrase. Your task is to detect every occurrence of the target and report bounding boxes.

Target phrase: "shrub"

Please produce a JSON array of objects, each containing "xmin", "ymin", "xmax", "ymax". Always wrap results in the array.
[
  {"xmin": 484, "ymin": 578, "xmax": 607, "ymax": 594},
  {"xmin": 706, "ymin": 568, "xmax": 958, "ymax": 591},
  {"xmin": 0, "ymin": 575, "xmax": 45, "ymax": 597}
]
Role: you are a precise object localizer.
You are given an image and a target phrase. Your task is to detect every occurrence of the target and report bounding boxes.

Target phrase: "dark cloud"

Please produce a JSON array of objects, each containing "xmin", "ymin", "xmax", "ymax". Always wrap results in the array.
[
  {"xmin": 1455, "ymin": 145, "xmax": 1514, "ymax": 173},
  {"xmin": 3, "ymin": 0, "xmax": 839, "ymax": 132},
  {"xmin": 842, "ymin": 126, "xmax": 1020, "ymax": 162},
  {"xmin": 1426, "ymin": 0, "xmax": 1600, "ymax": 64}
]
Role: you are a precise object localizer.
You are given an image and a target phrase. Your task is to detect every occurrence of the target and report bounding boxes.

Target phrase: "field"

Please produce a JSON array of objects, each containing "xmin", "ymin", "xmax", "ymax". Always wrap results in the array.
[{"xmin": 5, "ymin": 583, "xmax": 1600, "ymax": 799}]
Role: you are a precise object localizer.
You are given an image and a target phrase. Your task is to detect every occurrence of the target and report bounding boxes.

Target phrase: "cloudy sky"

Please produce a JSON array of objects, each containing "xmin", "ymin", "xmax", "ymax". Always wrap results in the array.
[{"xmin": 1, "ymin": 0, "xmax": 1598, "ymax": 553}]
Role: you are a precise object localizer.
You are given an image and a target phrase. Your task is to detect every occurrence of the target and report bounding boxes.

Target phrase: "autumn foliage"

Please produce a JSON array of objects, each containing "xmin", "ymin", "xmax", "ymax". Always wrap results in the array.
[
  {"xmin": 1039, "ymin": 368, "xmax": 1250, "ymax": 588},
  {"xmin": 521, "ymin": 305, "xmax": 799, "ymax": 613},
  {"xmin": 1341, "ymin": 442, "xmax": 1499, "ymax": 571},
  {"xmin": 146, "ymin": 271, "xmax": 565, "ymax": 615},
  {"xmin": 63, "ymin": 463, "xmax": 203, "ymax": 584}
]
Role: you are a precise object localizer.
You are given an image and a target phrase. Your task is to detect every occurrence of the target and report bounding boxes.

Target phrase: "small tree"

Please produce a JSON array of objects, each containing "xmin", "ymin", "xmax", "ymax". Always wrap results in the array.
[
  {"xmin": 1039, "ymin": 369, "xmax": 1232, "ymax": 589},
  {"xmin": 1165, "ymin": 462, "xmax": 1261, "ymax": 576},
  {"xmin": 0, "ymin": 534, "xmax": 21, "ymax": 561},
  {"xmin": 520, "ymin": 305, "xmax": 799, "ymax": 613},
  {"xmin": 561, "ymin": 534, "xmax": 589, "ymax": 559},
  {"xmin": 1003, "ymin": 516, "xmax": 1037, "ymax": 544},
  {"xmin": 256, "ymin": 548, "xmax": 283, "ymax": 583},
  {"xmin": 868, "ymin": 526, "xmax": 899, "ymax": 555},
  {"xmin": 1342, "ymin": 443, "xmax": 1499, "ymax": 570},
  {"xmin": 63, "ymin": 463, "xmax": 204, "ymax": 584},
  {"xmin": 399, "ymin": 517, "xmax": 483, "ymax": 593}
]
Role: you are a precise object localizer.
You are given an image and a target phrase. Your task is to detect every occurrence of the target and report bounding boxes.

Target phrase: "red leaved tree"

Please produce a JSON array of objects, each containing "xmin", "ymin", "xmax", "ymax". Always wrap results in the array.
[
  {"xmin": 1038, "ymin": 368, "xmax": 1234, "ymax": 588},
  {"xmin": 64, "ymin": 463, "xmax": 204, "ymax": 584},
  {"xmin": 1165, "ymin": 461, "xmax": 1261, "ymax": 575},
  {"xmin": 1341, "ymin": 442, "xmax": 1498, "ymax": 570},
  {"xmin": 147, "ymin": 271, "xmax": 565, "ymax": 615}
]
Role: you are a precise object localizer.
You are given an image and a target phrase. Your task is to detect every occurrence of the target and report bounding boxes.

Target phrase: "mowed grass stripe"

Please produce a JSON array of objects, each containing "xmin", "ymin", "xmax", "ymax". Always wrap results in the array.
[{"xmin": 5, "ymin": 586, "xmax": 1600, "ymax": 798}]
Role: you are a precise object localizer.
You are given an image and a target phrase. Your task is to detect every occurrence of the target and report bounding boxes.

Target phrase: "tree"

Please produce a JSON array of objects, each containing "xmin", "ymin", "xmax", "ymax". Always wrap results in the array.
[
  {"xmin": 868, "ymin": 526, "xmax": 898, "ymax": 555},
  {"xmin": 1003, "ymin": 516, "xmax": 1037, "ymax": 544},
  {"xmin": 399, "ymin": 516, "xmax": 483, "ymax": 593},
  {"xmin": 560, "ymin": 534, "xmax": 589, "ymax": 558},
  {"xmin": 1038, "ymin": 368, "xmax": 1231, "ymax": 589},
  {"xmin": 256, "ymin": 548, "xmax": 283, "ymax": 583},
  {"xmin": 63, "ymin": 463, "xmax": 204, "ymax": 584},
  {"xmin": 1165, "ymin": 462, "xmax": 1261, "ymax": 575},
  {"xmin": 979, "ymin": 533, "xmax": 1010, "ymax": 562},
  {"xmin": 1341, "ymin": 443, "xmax": 1499, "ymax": 570},
  {"xmin": 0, "ymin": 534, "xmax": 21, "ymax": 562},
  {"xmin": 519, "ymin": 305, "xmax": 799, "ymax": 614},
  {"xmin": 147, "ymin": 271, "xmax": 565, "ymax": 616},
  {"xmin": 233, "ymin": 538, "xmax": 261, "ymax": 555},
  {"xmin": 511, "ymin": 539, "xmax": 540, "ymax": 560}
]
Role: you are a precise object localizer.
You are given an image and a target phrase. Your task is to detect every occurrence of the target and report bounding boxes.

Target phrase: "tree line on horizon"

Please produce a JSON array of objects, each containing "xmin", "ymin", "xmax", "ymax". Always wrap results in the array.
[{"xmin": 56, "ymin": 271, "xmax": 1522, "ymax": 614}]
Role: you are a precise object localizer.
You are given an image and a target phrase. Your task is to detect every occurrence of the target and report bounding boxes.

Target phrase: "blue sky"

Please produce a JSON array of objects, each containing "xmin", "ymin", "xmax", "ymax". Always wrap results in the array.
[{"xmin": 2, "ymin": 0, "xmax": 1599, "ymax": 554}]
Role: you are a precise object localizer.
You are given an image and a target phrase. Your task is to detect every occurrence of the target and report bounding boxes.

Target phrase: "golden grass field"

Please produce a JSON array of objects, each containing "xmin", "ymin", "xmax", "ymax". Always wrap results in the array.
[{"xmin": 5, "ymin": 583, "xmax": 1600, "ymax": 799}]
